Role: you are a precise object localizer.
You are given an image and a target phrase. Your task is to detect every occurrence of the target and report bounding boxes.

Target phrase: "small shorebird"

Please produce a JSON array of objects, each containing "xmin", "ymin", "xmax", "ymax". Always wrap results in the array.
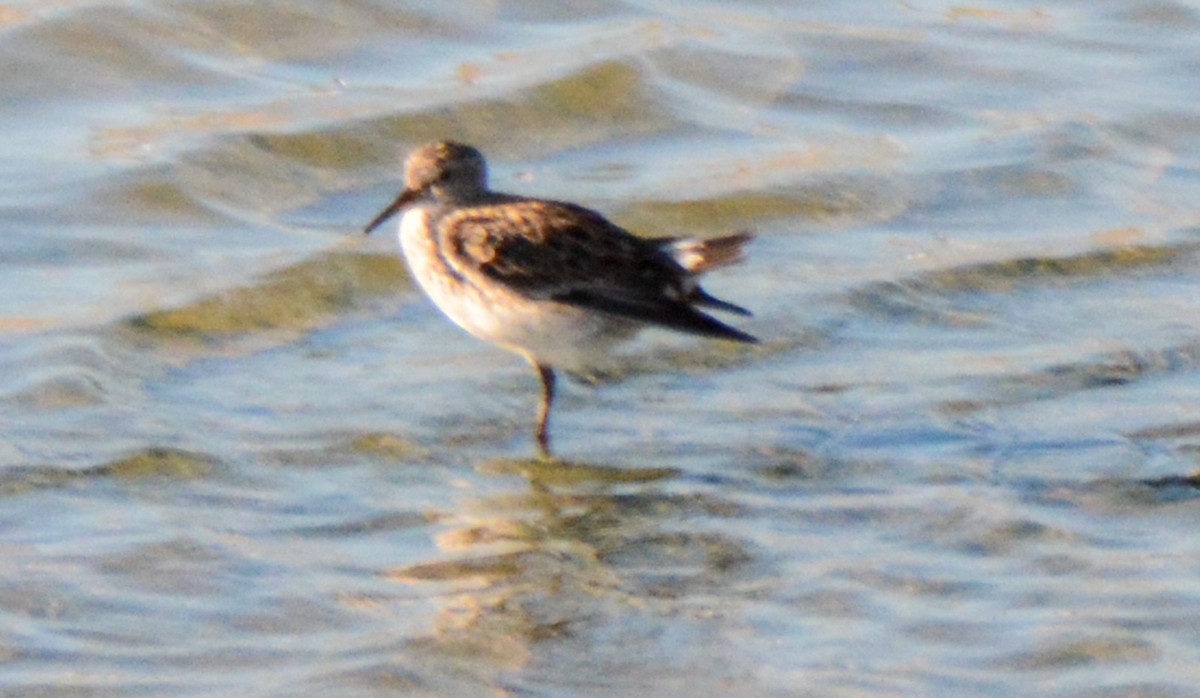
[{"xmin": 364, "ymin": 141, "xmax": 756, "ymax": 453}]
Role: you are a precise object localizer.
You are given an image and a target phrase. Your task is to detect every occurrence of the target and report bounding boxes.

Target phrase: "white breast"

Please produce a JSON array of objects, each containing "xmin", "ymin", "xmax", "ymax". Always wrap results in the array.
[{"xmin": 398, "ymin": 208, "xmax": 490, "ymax": 336}]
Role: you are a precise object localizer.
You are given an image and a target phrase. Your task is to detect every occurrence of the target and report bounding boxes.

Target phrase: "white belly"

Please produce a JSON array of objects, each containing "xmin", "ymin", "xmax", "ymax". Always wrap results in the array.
[{"xmin": 397, "ymin": 209, "xmax": 636, "ymax": 370}]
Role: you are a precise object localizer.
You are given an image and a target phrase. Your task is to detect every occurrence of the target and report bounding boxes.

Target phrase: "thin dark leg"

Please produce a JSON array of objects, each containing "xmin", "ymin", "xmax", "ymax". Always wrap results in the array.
[{"xmin": 533, "ymin": 362, "xmax": 556, "ymax": 456}]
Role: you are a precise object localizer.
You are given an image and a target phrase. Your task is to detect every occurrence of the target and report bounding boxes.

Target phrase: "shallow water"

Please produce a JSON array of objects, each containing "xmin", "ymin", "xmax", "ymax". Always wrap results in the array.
[{"xmin": 4, "ymin": 0, "xmax": 1200, "ymax": 695}]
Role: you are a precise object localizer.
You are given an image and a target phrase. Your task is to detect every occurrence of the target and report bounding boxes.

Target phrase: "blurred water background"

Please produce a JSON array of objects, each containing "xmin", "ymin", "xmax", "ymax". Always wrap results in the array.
[{"xmin": 3, "ymin": 0, "xmax": 1200, "ymax": 695}]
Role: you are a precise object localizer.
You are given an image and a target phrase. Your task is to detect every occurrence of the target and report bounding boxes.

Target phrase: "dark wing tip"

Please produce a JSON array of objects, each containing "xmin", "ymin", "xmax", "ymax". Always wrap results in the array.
[
  {"xmin": 691, "ymin": 288, "xmax": 753, "ymax": 316},
  {"xmin": 555, "ymin": 290, "xmax": 758, "ymax": 344}
]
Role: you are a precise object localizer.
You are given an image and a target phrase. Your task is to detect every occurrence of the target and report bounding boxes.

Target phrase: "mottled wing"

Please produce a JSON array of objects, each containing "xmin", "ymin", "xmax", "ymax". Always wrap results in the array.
[
  {"xmin": 440, "ymin": 200, "xmax": 659, "ymax": 294},
  {"xmin": 437, "ymin": 199, "xmax": 757, "ymax": 343}
]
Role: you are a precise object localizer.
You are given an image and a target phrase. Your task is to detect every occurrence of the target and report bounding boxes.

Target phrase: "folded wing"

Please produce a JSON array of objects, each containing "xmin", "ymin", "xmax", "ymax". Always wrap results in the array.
[{"xmin": 439, "ymin": 199, "xmax": 758, "ymax": 344}]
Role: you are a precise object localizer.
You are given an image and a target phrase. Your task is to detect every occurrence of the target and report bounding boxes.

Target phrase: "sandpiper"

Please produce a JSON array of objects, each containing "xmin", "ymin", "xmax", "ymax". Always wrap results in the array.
[{"xmin": 364, "ymin": 141, "xmax": 756, "ymax": 453}]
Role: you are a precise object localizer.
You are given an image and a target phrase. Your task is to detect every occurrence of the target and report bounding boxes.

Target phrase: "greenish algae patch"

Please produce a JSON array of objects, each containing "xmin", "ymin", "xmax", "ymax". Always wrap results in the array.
[
  {"xmin": 616, "ymin": 186, "xmax": 888, "ymax": 236},
  {"xmin": 846, "ymin": 280, "xmax": 993, "ymax": 327},
  {"xmin": 349, "ymin": 61, "xmax": 675, "ymax": 163},
  {"xmin": 478, "ymin": 457, "xmax": 678, "ymax": 486},
  {"xmin": 852, "ymin": 242, "xmax": 1192, "ymax": 326},
  {"xmin": 386, "ymin": 550, "xmax": 529, "ymax": 583},
  {"xmin": 926, "ymin": 244, "xmax": 1187, "ymax": 293},
  {"xmin": 119, "ymin": 177, "xmax": 220, "ymax": 223},
  {"xmin": 0, "ymin": 467, "xmax": 81, "ymax": 495},
  {"xmin": 348, "ymin": 432, "xmax": 425, "ymax": 460},
  {"xmin": 11, "ymin": 375, "xmax": 105, "ymax": 410},
  {"xmin": 98, "ymin": 447, "xmax": 218, "ymax": 479},
  {"xmin": 0, "ymin": 447, "xmax": 218, "ymax": 495},
  {"xmin": 997, "ymin": 635, "xmax": 1159, "ymax": 670},
  {"xmin": 246, "ymin": 130, "xmax": 378, "ymax": 171},
  {"xmin": 128, "ymin": 250, "xmax": 406, "ymax": 336},
  {"xmin": 617, "ymin": 193, "xmax": 816, "ymax": 235},
  {"xmin": 524, "ymin": 60, "xmax": 661, "ymax": 126}
]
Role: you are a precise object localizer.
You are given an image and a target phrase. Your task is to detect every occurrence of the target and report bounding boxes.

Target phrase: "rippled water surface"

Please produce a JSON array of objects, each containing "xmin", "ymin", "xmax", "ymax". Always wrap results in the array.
[{"xmin": 4, "ymin": 0, "xmax": 1200, "ymax": 695}]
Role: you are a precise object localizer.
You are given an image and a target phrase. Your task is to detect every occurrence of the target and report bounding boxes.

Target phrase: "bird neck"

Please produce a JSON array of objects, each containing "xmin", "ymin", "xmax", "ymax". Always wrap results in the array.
[{"xmin": 431, "ymin": 183, "xmax": 488, "ymax": 205}]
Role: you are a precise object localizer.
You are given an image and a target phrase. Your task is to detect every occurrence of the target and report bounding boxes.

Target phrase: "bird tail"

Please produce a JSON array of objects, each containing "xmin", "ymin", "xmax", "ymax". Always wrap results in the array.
[{"xmin": 664, "ymin": 232, "xmax": 753, "ymax": 274}]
